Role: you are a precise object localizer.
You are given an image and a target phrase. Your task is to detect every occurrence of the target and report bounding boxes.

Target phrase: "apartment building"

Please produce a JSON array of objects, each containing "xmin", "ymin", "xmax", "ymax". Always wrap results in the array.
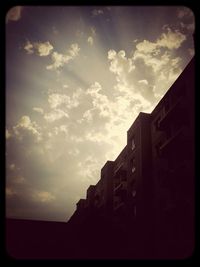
[
  {"xmin": 68, "ymin": 57, "xmax": 195, "ymax": 258},
  {"xmin": 151, "ymin": 57, "xmax": 195, "ymax": 257}
]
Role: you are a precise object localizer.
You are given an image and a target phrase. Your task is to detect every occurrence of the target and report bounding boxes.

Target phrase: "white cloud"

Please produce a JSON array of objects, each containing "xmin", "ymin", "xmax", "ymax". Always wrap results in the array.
[
  {"xmin": 86, "ymin": 82, "xmax": 102, "ymax": 95},
  {"xmin": 24, "ymin": 40, "xmax": 34, "ymax": 54},
  {"xmin": 33, "ymin": 107, "xmax": 44, "ymax": 114},
  {"xmin": 59, "ymin": 125, "xmax": 68, "ymax": 134},
  {"xmin": 24, "ymin": 41, "xmax": 53, "ymax": 56},
  {"xmin": 87, "ymin": 36, "xmax": 94, "ymax": 45},
  {"xmin": 34, "ymin": 41, "xmax": 53, "ymax": 56},
  {"xmin": 13, "ymin": 116, "xmax": 42, "ymax": 142},
  {"xmin": 46, "ymin": 52, "xmax": 67, "ymax": 70},
  {"xmin": 157, "ymin": 28, "xmax": 186, "ymax": 49},
  {"xmin": 82, "ymin": 109, "xmax": 93, "ymax": 122},
  {"xmin": 138, "ymin": 79, "xmax": 148, "ymax": 85},
  {"xmin": 6, "ymin": 6, "xmax": 23, "ymax": 23},
  {"xmin": 107, "ymin": 27, "xmax": 185, "ymax": 112},
  {"xmin": 44, "ymin": 109, "xmax": 69, "ymax": 122},
  {"xmin": 32, "ymin": 191, "xmax": 56, "ymax": 203},
  {"xmin": 136, "ymin": 27, "xmax": 186, "ymax": 55},
  {"xmin": 48, "ymin": 93, "xmax": 79, "ymax": 109},
  {"xmin": 46, "ymin": 43, "xmax": 80, "ymax": 70},
  {"xmin": 136, "ymin": 40, "xmax": 158, "ymax": 54},
  {"xmin": 6, "ymin": 129, "xmax": 12, "ymax": 139},
  {"xmin": 48, "ymin": 93, "xmax": 70, "ymax": 109},
  {"xmin": 68, "ymin": 43, "xmax": 80, "ymax": 57},
  {"xmin": 92, "ymin": 9, "xmax": 104, "ymax": 17},
  {"xmin": 108, "ymin": 49, "xmax": 135, "ymax": 78}
]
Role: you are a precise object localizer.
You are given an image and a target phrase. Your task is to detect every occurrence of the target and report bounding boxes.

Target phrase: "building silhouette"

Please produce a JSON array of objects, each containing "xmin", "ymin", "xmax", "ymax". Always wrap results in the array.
[{"xmin": 68, "ymin": 57, "xmax": 195, "ymax": 258}]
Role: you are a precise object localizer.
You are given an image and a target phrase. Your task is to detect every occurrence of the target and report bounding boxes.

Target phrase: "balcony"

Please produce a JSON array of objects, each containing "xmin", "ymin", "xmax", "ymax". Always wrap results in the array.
[
  {"xmin": 114, "ymin": 201, "xmax": 124, "ymax": 211},
  {"xmin": 113, "ymin": 195, "xmax": 125, "ymax": 210},
  {"xmin": 158, "ymin": 96, "xmax": 186, "ymax": 130},
  {"xmin": 114, "ymin": 162, "xmax": 127, "ymax": 175},
  {"xmin": 114, "ymin": 181, "xmax": 127, "ymax": 192},
  {"xmin": 159, "ymin": 126, "xmax": 190, "ymax": 158}
]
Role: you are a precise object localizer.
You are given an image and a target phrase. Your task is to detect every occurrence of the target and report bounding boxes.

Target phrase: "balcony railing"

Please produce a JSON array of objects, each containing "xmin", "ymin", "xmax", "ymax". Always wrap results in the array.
[
  {"xmin": 158, "ymin": 96, "xmax": 185, "ymax": 130},
  {"xmin": 159, "ymin": 126, "xmax": 190, "ymax": 157},
  {"xmin": 114, "ymin": 181, "xmax": 127, "ymax": 192},
  {"xmin": 114, "ymin": 201, "xmax": 124, "ymax": 211}
]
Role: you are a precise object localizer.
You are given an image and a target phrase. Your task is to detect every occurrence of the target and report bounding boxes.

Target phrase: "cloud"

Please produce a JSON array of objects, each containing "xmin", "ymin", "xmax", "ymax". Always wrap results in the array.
[
  {"xmin": 13, "ymin": 115, "xmax": 42, "ymax": 142},
  {"xmin": 92, "ymin": 9, "xmax": 104, "ymax": 17},
  {"xmin": 136, "ymin": 40, "xmax": 158, "ymax": 54},
  {"xmin": 6, "ymin": 129, "xmax": 12, "ymax": 139},
  {"xmin": 90, "ymin": 26, "xmax": 96, "ymax": 36},
  {"xmin": 177, "ymin": 7, "xmax": 195, "ymax": 34},
  {"xmin": 46, "ymin": 52, "xmax": 67, "ymax": 70},
  {"xmin": 32, "ymin": 191, "xmax": 56, "ymax": 203},
  {"xmin": 157, "ymin": 28, "xmax": 186, "ymax": 49},
  {"xmin": 44, "ymin": 109, "xmax": 69, "ymax": 122},
  {"xmin": 33, "ymin": 107, "xmax": 44, "ymax": 114},
  {"xmin": 34, "ymin": 41, "xmax": 54, "ymax": 56},
  {"xmin": 24, "ymin": 40, "xmax": 34, "ymax": 54},
  {"xmin": 48, "ymin": 93, "xmax": 70, "ymax": 109},
  {"xmin": 6, "ymin": 6, "xmax": 23, "ymax": 23},
  {"xmin": 84, "ymin": 82, "xmax": 112, "ymax": 119},
  {"xmin": 48, "ymin": 93, "xmax": 79, "ymax": 109},
  {"xmin": 138, "ymin": 79, "xmax": 148, "ymax": 85},
  {"xmin": 6, "ymin": 187, "xmax": 17, "ymax": 197},
  {"xmin": 14, "ymin": 175, "xmax": 25, "ymax": 184},
  {"xmin": 136, "ymin": 27, "xmax": 186, "ymax": 54},
  {"xmin": 107, "ymin": 27, "xmax": 185, "ymax": 109},
  {"xmin": 24, "ymin": 41, "xmax": 53, "ymax": 56},
  {"xmin": 188, "ymin": 48, "xmax": 195, "ymax": 56},
  {"xmin": 180, "ymin": 22, "xmax": 195, "ymax": 32},
  {"xmin": 108, "ymin": 49, "xmax": 135, "ymax": 78},
  {"xmin": 177, "ymin": 7, "xmax": 194, "ymax": 18},
  {"xmin": 77, "ymin": 156, "xmax": 100, "ymax": 182},
  {"xmin": 87, "ymin": 36, "xmax": 94, "ymax": 45},
  {"xmin": 9, "ymin": 164, "xmax": 15, "ymax": 170},
  {"xmin": 52, "ymin": 26, "xmax": 59, "ymax": 35},
  {"xmin": 68, "ymin": 43, "xmax": 80, "ymax": 57},
  {"xmin": 46, "ymin": 43, "xmax": 80, "ymax": 70}
]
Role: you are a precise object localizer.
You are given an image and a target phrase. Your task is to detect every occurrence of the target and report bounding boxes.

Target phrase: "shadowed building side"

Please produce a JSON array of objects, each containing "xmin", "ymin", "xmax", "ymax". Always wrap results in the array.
[{"xmin": 151, "ymin": 57, "xmax": 195, "ymax": 258}]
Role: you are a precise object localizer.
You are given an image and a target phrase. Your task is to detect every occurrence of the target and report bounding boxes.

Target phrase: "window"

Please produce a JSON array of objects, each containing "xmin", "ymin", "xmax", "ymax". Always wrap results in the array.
[
  {"xmin": 131, "ymin": 157, "xmax": 136, "ymax": 173},
  {"xmin": 154, "ymin": 116, "xmax": 161, "ymax": 131},
  {"xmin": 132, "ymin": 190, "xmax": 136, "ymax": 197},
  {"xmin": 134, "ymin": 205, "xmax": 136, "ymax": 217},
  {"xmin": 121, "ymin": 175, "xmax": 127, "ymax": 182},
  {"xmin": 130, "ymin": 178, "xmax": 136, "ymax": 187},
  {"xmin": 131, "ymin": 136, "xmax": 136, "ymax": 150}
]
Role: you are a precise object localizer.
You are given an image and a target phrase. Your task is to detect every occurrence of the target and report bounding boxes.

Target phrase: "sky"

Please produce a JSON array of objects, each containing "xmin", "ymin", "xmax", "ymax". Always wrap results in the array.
[{"xmin": 6, "ymin": 6, "xmax": 195, "ymax": 222}]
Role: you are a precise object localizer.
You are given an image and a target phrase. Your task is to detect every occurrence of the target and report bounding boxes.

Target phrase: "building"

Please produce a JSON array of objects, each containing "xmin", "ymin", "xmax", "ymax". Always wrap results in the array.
[
  {"xmin": 68, "ymin": 57, "xmax": 195, "ymax": 258},
  {"xmin": 150, "ymin": 57, "xmax": 195, "ymax": 258}
]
